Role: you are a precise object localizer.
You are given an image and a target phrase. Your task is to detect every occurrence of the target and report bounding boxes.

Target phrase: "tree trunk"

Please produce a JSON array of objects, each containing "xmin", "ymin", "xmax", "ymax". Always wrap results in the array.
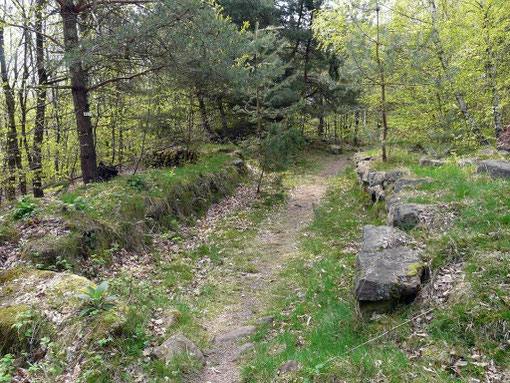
[
  {"xmin": 19, "ymin": 25, "xmax": 32, "ymax": 182},
  {"xmin": 428, "ymin": 0, "xmax": 486, "ymax": 145},
  {"xmin": 217, "ymin": 97, "xmax": 228, "ymax": 137},
  {"xmin": 0, "ymin": 25, "xmax": 22, "ymax": 199},
  {"xmin": 33, "ymin": 0, "xmax": 48, "ymax": 198},
  {"xmin": 60, "ymin": 1, "xmax": 98, "ymax": 183},
  {"xmin": 354, "ymin": 110, "xmax": 360, "ymax": 146},
  {"xmin": 119, "ymin": 124, "xmax": 124, "ymax": 172},
  {"xmin": 197, "ymin": 91, "xmax": 217, "ymax": 140},
  {"xmin": 375, "ymin": 3, "xmax": 388, "ymax": 161}
]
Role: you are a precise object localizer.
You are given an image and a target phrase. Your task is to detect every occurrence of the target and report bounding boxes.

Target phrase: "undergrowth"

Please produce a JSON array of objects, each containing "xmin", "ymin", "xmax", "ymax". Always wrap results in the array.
[{"xmin": 244, "ymin": 156, "xmax": 509, "ymax": 382}]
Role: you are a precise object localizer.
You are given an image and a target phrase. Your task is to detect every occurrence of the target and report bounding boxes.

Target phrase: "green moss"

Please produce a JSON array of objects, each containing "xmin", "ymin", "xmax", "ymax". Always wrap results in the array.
[
  {"xmin": 0, "ymin": 267, "xmax": 24, "ymax": 284},
  {"xmin": 21, "ymin": 233, "xmax": 82, "ymax": 270},
  {"xmin": 406, "ymin": 262, "xmax": 425, "ymax": 277},
  {"xmin": 25, "ymin": 153, "xmax": 248, "ymax": 273},
  {"xmin": 0, "ymin": 305, "xmax": 28, "ymax": 353}
]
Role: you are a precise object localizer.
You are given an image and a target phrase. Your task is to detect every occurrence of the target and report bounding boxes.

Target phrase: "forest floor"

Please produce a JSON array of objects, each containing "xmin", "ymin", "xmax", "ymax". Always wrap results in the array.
[
  {"xmin": 189, "ymin": 154, "xmax": 350, "ymax": 383},
  {"xmin": 2, "ymin": 147, "xmax": 509, "ymax": 383}
]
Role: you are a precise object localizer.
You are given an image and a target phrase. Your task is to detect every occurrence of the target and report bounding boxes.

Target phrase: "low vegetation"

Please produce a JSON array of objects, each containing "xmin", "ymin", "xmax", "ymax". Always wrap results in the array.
[{"xmin": 243, "ymin": 149, "xmax": 509, "ymax": 382}]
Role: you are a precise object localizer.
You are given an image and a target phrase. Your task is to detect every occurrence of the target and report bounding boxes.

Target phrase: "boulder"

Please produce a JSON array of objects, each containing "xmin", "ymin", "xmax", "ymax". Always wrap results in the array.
[
  {"xmin": 354, "ymin": 154, "xmax": 373, "ymax": 165},
  {"xmin": 457, "ymin": 158, "xmax": 480, "ymax": 167},
  {"xmin": 388, "ymin": 203, "xmax": 435, "ymax": 230},
  {"xmin": 280, "ymin": 360, "xmax": 300, "ymax": 374},
  {"xmin": 355, "ymin": 161, "xmax": 373, "ymax": 186},
  {"xmin": 356, "ymin": 162, "xmax": 405, "ymax": 192},
  {"xmin": 391, "ymin": 178, "xmax": 432, "ymax": 193},
  {"xmin": 97, "ymin": 162, "xmax": 118, "ymax": 182},
  {"xmin": 355, "ymin": 247, "xmax": 426, "ymax": 313},
  {"xmin": 216, "ymin": 325, "xmax": 256, "ymax": 342},
  {"xmin": 328, "ymin": 144, "xmax": 343, "ymax": 155},
  {"xmin": 367, "ymin": 185, "xmax": 385, "ymax": 202},
  {"xmin": 420, "ymin": 157, "xmax": 445, "ymax": 168},
  {"xmin": 256, "ymin": 316, "xmax": 275, "ymax": 324},
  {"xmin": 382, "ymin": 170, "xmax": 405, "ymax": 188},
  {"xmin": 153, "ymin": 333, "xmax": 205, "ymax": 365},
  {"xmin": 0, "ymin": 267, "xmax": 123, "ymax": 353},
  {"xmin": 143, "ymin": 146, "xmax": 198, "ymax": 168},
  {"xmin": 362, "ymin": 225, "xmax": 410, "ymax": 253},
  {"xmin": 477, "ymin": 160, "xmax": 510, "ymax": 179}
]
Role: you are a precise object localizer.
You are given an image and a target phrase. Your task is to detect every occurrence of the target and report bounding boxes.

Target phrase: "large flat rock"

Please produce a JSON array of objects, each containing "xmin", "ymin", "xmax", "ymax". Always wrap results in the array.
[
  {"xmin": 362, "ymin": 225, "xmax": 410, "ymax": 253},
  {"xmin": 216, "ymin": 325, "xmax": 256, "ymax": 343},
  {"xmin": 355, "ymin": 247, "xmax": 426, "ymax": 313},
  {"xmin": 477, "ymin": 160, "xmax": 510, "ymax": 179},
  {"xmin": 392, "ymin": 178, "xmax": 432, "ymax": 193},
  {"xmin": 420, "ymin": 157, "xmax": 444, "ymax": 167}
]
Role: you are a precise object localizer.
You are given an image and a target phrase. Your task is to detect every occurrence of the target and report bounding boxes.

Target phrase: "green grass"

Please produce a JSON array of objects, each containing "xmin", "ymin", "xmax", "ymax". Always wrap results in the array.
[
  {"xmin": 61, "ymin": 149, "xmax": 327, "ymax": 382},
  {"xmin": 243, "ymin": 158, "xmax": 510, "ymax": 382},
  {"xmin": 1, "ymin": 151, "xmax": 246, "ymax": 274}
]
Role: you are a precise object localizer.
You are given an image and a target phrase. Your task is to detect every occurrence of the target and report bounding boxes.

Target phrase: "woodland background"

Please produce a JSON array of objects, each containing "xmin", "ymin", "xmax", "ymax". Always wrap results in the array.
[{"xmin": 1, "ymin": 0, "xmax": 509, "ymax": 200}]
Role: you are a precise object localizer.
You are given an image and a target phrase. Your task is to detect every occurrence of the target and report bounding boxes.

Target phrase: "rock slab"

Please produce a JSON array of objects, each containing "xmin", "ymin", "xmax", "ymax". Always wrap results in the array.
[
  {"xmin": 153, "ymin": 333, "xmax": 205, "ymax": 365},
  {"xmin": 216, "ymin": 325, "xmax": 256, "ymax": 343},
  {"xmin": 362, "ymin": 225, "xmax": 410, "ymax": 253},
  {"xmin": 280, "ymin": 360, "xmax": 300, "ymax": 374},
  {"xmin": 420, "ymin": 157, "xmax": 445, "ymax": 167},
  {"xmin": 355, "ymin": 247, "xmax": 426, "ymax": 313},
  {"xmin": 477, "ymin": 160, "xmax": 510, "ymax": 179}
]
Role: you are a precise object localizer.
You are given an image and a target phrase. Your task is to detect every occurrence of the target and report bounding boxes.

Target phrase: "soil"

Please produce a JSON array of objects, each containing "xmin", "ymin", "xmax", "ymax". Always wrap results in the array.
[{"xmin": 192, "ymin": 155, "xmax": 350, "ymax": 383}]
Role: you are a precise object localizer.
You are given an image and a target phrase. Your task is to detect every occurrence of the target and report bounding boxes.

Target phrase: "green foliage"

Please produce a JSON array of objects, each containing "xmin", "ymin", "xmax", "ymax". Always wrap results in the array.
[
  {"xmin": 59, "ymin": 194, "xmax": 91, "ymax": 211},
  {"xmin": 13, "ymin": 196, "xmax": 36, "ymax": 220},
  {"xmin": 0, "ymin": 354, "xmax": 14, "ymax": 383},
  {"xmin": 77, "ymin": 281, "xmax": 118, "ymax": 317},
  {"xmin": 127, "ymin": 175, "xmax": 146, "ymax": 191},
  {"xmin": 259, "ymin": 126, "xmax": 304, "ymax": 172},
  {"xmin": 256, "ymin": 125, "xmax": 304, "ymax": 192}
]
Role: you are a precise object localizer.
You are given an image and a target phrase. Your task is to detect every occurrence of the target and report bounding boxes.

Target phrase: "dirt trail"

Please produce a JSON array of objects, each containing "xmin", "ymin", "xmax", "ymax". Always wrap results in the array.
[{"xmin": 193, "ymin": 155, "xmax": 350, "ymax": 383}]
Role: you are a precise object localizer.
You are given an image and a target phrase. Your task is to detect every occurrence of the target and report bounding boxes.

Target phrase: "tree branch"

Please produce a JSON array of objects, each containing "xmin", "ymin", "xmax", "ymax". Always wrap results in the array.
[
  {"xmin": 76, "ymin": 0, "xmax": 155, "ymax": 12},
  {"xmin": 87, "ymin": 65, "xmax": 163, "ymax": 91}
]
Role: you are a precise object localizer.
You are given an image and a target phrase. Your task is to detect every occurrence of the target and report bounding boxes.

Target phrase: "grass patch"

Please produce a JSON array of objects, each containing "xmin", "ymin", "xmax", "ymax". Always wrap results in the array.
[
  {"xmin": 1, "ymin": 151, "xmax": 247, "ymax": 274},
  {"xmin": 244, "ymin": 158, "xmax": 510, "ymax": 382}
]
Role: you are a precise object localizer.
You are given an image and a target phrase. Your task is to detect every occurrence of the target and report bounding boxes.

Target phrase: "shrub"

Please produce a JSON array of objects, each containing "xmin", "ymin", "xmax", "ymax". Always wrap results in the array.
[
  {"xmin": 13, "ymin": 196, "xmax": 36, "ymax": 220},
  {"xmin": 0, "ymin": 354, "xmax": 14, "ymax": 383},
  {"xmin": 256, "ymin": 125, "xmax": 304, "ymax": 192},
  {"xmin": 127, "ymin": 175, "xmax": 146, "ymax": 191}
]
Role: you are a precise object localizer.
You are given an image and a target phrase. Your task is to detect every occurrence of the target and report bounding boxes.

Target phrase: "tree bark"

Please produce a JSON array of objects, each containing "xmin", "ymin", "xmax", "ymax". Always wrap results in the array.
[
  {"xmin": 0, "ymin": 25, "xmax": 23, "ymax": 199},
  {"xmin": 217, "ymin": 97, "xmax": 228, "ymax": 137},
  {"xmin": 60, "ymin": 1, "xmax": 98, "ymax": 183},
  {"xmin": 33, "ymin": 0, "xmax": 48, "ymax": 198},
  {"xmin": 354, "ymin": 110, "xmax": 360, "ymax": 146},
  {"xmin": 197, "ymin": 91, "xmax": 217, "ymax": 140}
]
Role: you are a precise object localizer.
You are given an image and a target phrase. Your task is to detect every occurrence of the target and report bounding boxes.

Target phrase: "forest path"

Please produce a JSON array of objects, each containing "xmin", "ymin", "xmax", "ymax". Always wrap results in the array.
[{"xmin": 192, "ymin": 154, "xmax": 350, "ymax": 383}]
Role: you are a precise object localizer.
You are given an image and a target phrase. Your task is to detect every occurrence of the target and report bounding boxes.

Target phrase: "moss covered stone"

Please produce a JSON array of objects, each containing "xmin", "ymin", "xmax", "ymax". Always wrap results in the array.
[{"xmin": 21, "ymin": 233, "xmax": 82, "ymax": 270}]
